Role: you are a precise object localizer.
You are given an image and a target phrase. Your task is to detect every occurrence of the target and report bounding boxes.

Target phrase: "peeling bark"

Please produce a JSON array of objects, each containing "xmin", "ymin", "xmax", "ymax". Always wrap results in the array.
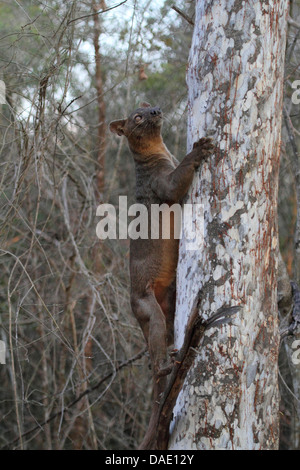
[{"xmin": 169, "ymin": 0, "xmax": 289, "ymax": 450}]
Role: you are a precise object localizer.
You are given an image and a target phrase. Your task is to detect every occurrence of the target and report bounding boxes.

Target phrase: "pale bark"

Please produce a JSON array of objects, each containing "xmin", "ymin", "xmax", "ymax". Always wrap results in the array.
[{"xmin": 169, "ymin": 0, "xmax": 289, "ymax": 450}]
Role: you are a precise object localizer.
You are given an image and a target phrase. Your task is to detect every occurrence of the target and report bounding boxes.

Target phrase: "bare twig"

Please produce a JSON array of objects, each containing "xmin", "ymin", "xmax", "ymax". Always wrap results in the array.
[
  {"xmin": 67, "ymin": 0, "xmax": 128, "ymax": 25},
  {"xmin": 171, "ymin": 5, "xmax": 194, "ymax": 26},
  {"xmin": 1, "ymin": 347, "xmax": 147, "ymax": 449},
  {"xmin": 288, "ymin": 16, "xmax": 300, "ymax": 29}
]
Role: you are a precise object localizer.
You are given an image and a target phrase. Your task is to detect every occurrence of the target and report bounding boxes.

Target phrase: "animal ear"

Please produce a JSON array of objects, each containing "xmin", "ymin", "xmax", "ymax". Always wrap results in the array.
[
  {"xmin": 109, "ymin": 119, "xmax": 126, "ymax": 136},
  {"xmin": 140, "ymin": 102, "xmax": 151, "ymax": 108}
]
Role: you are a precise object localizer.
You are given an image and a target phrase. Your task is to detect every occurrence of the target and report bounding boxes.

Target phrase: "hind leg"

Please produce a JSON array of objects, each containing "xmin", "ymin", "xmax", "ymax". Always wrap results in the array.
[
  {"xmin": 158, "ymin": 280, "xmax": 176, "ymax": 347},
  {"xmin": 130, "ymin": 288, "xmax": 172, "ymax": 378}
]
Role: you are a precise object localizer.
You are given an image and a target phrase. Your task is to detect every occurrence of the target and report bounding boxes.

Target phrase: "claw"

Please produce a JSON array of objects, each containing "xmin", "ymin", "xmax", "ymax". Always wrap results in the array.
[
  {"xmin": 193, "ymin": 137, "xmax": 213, "ymax": 149},
  {"xmin": 169, "ymin": 348, "xmax": 179, "ymax": 357}
]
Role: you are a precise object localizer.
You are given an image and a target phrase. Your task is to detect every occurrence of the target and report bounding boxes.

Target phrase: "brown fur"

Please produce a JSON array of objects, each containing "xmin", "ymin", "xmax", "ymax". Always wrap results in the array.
[{"xmin": 109, "ymin": 103, "xmax": 214, "ymax": 449}]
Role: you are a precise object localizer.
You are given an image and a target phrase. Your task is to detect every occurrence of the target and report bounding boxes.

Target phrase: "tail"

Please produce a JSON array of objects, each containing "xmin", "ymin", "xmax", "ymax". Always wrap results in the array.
[
  {"xmin": 138, "ymin": 374, "xmax": 167, "ymax": 450},
  {"xmin": 138, "ymin": 400, "xmax": 160, "ymax": 450}
]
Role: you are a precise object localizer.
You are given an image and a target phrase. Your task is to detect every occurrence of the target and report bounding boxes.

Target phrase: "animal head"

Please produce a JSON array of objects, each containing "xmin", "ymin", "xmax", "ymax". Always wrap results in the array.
[{"xmin": 109, "ymin": 102, "xmax": 163, "ymax": 139}]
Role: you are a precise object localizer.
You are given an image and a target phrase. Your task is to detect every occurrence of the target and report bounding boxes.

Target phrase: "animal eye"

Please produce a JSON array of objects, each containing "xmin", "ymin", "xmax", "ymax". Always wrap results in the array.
[{"xmin": 135, "ymin": 115, "xmax": 142, "ymax": 122}]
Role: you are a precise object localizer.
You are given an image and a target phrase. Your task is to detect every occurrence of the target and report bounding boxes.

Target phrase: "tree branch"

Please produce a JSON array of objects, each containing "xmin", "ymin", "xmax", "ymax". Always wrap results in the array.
[
  {"xmin": 288, "ymin": 16, "xmax": 300, "ymax": 30},
  {"xmin": 67, "ymin": 0, "xmax": 128, "ymax": 25},
  {"xmin": 171, "ymin": 5, "xmax": 194, "ymax": 26}
]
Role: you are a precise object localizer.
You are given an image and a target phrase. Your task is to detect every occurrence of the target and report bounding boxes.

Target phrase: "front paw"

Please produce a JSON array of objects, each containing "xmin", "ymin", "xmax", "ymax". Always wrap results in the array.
[{"xmin": 191, "ymin": 137, "xmax": 214, "ymax": 167}]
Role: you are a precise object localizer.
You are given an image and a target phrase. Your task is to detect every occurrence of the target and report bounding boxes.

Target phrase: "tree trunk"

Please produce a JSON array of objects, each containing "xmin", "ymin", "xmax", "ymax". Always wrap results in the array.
[
  {"xmin": 169, "ymin": 0, "xmax": 289, "ymax": 450},
  {"xmin": 93, "ymin": 0, "xmax": 106, "ymax": 196}
]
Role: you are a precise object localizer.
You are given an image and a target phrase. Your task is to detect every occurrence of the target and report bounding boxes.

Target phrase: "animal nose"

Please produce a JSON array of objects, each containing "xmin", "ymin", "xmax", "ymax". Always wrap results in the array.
[{"xmin": 150, "ymin": 107, "xmax": 162, "ymax": 116}]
